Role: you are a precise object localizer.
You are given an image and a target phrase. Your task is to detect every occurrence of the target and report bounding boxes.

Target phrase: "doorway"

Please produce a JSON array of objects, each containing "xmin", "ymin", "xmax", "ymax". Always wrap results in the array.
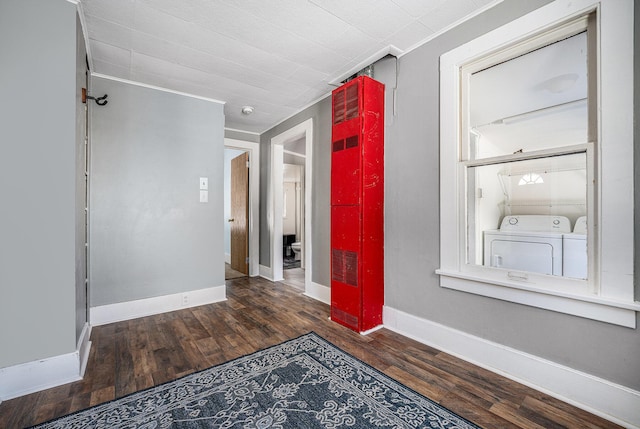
[
  {"xmin": 224, "ymin": 139, "xmax": 260, "ymax": 279},
  {"xmin": 269, "ymin": 119, "xmax": 313, "ymax": 291},
  {"xmin": 229, "ymin": 151, "xmax": 249, "ymax": 277}
]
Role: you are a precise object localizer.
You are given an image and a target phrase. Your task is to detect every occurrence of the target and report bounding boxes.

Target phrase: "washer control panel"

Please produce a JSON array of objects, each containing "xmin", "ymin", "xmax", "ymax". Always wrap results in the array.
[{"xmin": 499, "ymin": 215, "xmax": 571, "ymax": 233}]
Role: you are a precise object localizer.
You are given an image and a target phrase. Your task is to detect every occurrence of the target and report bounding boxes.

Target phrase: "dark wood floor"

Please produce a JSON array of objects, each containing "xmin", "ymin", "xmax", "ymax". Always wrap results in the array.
[{"xmin": 0, "ymin": 276, "xmax": 621, "ymax": 428}]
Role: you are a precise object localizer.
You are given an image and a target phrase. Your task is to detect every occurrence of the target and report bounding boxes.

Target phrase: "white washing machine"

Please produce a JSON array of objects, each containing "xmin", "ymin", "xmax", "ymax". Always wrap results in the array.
[
  {"xmin": 563, "ymin": 216, "xmax": 587, "ymax": 279},
  {"xmin": 483, "ymin": 215, "xmax": 571, "ymax": 276}
]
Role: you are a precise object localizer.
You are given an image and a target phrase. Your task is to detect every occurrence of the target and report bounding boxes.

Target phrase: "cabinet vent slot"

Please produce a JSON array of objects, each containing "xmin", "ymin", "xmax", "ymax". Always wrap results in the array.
[
  {"xmin": 332, "ymin": 307, "xmax": 359, "ymax": 328},
  {"xmin": 333, "ymin": 89, "xmax": 345, "ymax": 125},
  {"xmin": 345, "ymin": 135, "xmax": 358, "ymax": 149},
  {"xmin": 332, "ymin": 249, "xmax": 358, "ymax": 286},
  {"xmin": 333, "ymin": 139, "xmax": 344, "ymax": 152},
  {"xmin": 345, "ymin": 84, "xmax": 359, "ymax": 121}
]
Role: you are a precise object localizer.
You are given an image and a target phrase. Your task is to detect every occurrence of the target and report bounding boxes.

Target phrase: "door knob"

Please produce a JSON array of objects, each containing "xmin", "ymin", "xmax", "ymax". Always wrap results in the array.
[{"xmin": 228, "ymin": 218, "xmax": 234, "ymax": 222}]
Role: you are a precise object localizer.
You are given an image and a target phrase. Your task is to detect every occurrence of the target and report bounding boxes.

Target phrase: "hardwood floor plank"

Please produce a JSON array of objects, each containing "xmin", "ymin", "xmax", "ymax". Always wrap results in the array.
[
  {"xmin": 0, "ymin": 276, "xmax": 623, "ymax": 428},
  {"xmin": 521, "ymin": 395, "xmax": 621, "ymax": 429},
  {"xmin": 489, "ymin": 400, "xmax": 548, "ymax": 429}
]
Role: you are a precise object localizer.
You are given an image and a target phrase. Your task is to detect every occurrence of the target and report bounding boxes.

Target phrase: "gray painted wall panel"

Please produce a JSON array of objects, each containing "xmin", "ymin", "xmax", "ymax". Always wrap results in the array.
[
  {"xmin": 385, "ymin": 0, "xmax": 640, "ymax": 390},
  {"xmin": 225, "ymin": 129, "xmax": 260, "ymax": 143},
  {"xmin": 90, "ymin": 77, "xmax": 225, "ymax": 306},
  {"xmin": 0, "ymin": 0, "xmax": 78, "ymax": 367}
]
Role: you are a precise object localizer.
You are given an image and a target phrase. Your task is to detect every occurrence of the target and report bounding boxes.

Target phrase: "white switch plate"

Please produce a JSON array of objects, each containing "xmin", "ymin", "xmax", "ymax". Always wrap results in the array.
[
  {"xmin": 199, "ymin": 177, "xmax": 208, "ymax": 190},
  {"xmin": 199, "ymin": 190, "xmax": 208, "ymax": 203}
]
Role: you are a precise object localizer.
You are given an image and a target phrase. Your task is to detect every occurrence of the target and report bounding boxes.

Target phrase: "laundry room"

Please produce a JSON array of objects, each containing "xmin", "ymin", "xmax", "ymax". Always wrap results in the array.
[{"xmin": 464, "ymin": 30, "xmax": 589, "ymax": 279}]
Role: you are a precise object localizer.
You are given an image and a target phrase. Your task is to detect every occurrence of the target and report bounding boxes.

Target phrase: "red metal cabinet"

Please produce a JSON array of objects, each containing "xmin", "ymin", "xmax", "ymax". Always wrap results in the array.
[{"xmin": 330, "ymin": 76, "xmax": 384, "ymax": 333}]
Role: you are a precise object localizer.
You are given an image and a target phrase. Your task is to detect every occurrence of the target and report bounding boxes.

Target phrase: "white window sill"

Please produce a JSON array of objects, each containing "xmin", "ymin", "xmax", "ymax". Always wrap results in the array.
[{"xmin": 435, "ymin": 269, "xmax": 640, "ymax": 328}]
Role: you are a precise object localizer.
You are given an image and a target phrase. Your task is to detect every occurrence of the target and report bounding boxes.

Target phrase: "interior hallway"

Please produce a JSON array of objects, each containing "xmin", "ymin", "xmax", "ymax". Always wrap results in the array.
[{"xmin": 0, "ymin": 277, "xmax": 620, "ymax": 428}]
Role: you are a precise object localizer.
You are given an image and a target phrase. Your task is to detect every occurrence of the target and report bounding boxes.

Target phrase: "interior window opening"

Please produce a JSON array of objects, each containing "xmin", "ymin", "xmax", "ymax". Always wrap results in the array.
[{"xmin": 464, "ymin": 29, "xmax": 590, "ymax": 282}]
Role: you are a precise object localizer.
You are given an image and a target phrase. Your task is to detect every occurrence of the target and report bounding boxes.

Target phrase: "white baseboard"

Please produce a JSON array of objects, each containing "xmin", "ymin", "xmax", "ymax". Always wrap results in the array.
[
  {"xmin": 224, "ymin": 253, "xmax": 231, "ymax": 264},
  {"xmin": 383, "ymin": 306, "xmax": 640, "ymax": 429},
  {"xmin": 77, "ymin": 322, "xmax": 92, "ymax": 378},
  {"xmin": 90, "ymin": 285, "xmax": 227, "ymax": 326},
  {"xmin": 304, "ymin": 281, "xmax": 330, "ymax": 305},
  {"xmin": 0, "ymin": 322, "xmax": 93, "ymax": 401},
  {"xmin": 259, "ymin": 264, "xmax": 274, "ymax": 281}
]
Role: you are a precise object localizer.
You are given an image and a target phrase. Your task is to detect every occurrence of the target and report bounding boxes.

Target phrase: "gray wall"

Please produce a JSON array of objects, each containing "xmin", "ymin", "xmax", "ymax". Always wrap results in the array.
[
  {"xmin": 384, "ymin": 0, "xmax": 640, "ymax": 391},
  {"xmin": 260, "ymin": 97, "xmax": 332, "ymax": 286},
  {"xmin": 225, "ymin": 128, "xmax": 260, "ymax": 143},
  {"xmin": 0, "ymin": 0, "xmax": 78, "ymax": 367},
  {"xmin": 90, "ymin": 77, "xmax": 225, "ymax": 306}
]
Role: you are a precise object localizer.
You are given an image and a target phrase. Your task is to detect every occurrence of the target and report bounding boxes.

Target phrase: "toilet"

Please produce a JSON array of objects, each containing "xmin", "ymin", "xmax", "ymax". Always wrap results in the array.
[
  {"xmin": 291, "ymin": 242, "xmax": 301, "ymax": 261},
  {"xmin": 562, "ymin": 216, "xmax": 587, "ymax": 279}
]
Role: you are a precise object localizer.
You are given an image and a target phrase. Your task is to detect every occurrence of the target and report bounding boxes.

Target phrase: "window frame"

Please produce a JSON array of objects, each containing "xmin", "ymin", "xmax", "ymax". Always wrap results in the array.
[{"xmin": 437, "ymin": 0, "xmax": 639, "ymax": 328}]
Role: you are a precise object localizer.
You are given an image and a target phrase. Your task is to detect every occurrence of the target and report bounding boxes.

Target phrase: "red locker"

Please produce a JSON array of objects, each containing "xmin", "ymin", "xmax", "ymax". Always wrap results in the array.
[{"xmin": 330, "ymin": 76, "xmax": 384, "ymax": 333}]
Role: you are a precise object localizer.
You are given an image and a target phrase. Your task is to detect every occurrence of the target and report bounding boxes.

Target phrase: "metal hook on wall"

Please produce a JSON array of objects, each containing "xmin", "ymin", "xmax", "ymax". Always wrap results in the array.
[{"xmin": 82, "ymin": 88, "xmax": 108, "ymax": 106}]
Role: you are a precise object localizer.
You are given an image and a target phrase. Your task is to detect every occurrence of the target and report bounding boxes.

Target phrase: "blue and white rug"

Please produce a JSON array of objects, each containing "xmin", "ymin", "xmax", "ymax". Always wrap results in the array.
[{"xmin": 32, "ymin": 332, "xmax": 480, "ymax": 428}]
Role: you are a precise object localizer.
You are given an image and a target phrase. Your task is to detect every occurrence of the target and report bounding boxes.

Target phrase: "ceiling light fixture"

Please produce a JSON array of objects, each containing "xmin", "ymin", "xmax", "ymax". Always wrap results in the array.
[{"xmin": 241, "ymin": 106, "xmax": 254, "ymax": 115}]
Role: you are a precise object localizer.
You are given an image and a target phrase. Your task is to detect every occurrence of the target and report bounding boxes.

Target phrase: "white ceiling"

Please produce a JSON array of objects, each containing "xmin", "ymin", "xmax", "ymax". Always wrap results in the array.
[{"xmin": 80, "ymin": 0, "xmax": 497, "ymax": 133}]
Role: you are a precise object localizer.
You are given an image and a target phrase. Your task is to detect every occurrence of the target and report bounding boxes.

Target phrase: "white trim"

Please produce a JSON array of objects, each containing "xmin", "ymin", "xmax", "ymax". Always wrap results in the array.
[
  {"xmin": 437, "ymin": 272, "xmax": 638, "ymax": 328},
  {"xmin": 270, "ymin": 118, "xmax": 314, "ymax": 290},
  {"xmin": 0, "ymin": 322, "xmax": 93, "ymax": 401},
  {"xmin": 91, "ymin": 73, "xmax": 226, "ymax": 105},
  {"xmin": 77, "ymin": 322, "xmax": 92, "ymax": 378},
  {"xmin": 259, "ymin": 264, "xmax": 274, "ymax": 282},
  {"xmin": 383, "ymin": 306, "xmax": 640, "ymax": 428},
  {"xmin": 224, "ymin": 138, "xmax": 260, "ymax": 277},
  {"xmin": 271, "ymin": 144, "xmax": 284, "ymax": 282},
  {"xmin": 75, "ymin": 1, "xmax": 93, "ymax": 71},
  {"xmin": 90, "ymin": 285, "xmax": 226, "ymax": 326},
  {"xmin": 304, "ymin": 282, "xmax": 330, "ymax": 305},
  {"xmin": 224, "ymin": 127, "xmax": 260, "ymax": 136},
  {"xmin": 359, "ymin": 325, "xmax": 384, "ymax": 336},
  {"xmin": 0, "ymin": 352, "xmax": 82, "ymax": 401}
]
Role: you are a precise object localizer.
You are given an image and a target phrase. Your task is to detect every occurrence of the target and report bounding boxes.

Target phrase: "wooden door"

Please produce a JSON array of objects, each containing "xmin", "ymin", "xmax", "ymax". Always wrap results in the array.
[{"xmin": 230, "ymin": 152, "xmax": 249, "ymax": 274}]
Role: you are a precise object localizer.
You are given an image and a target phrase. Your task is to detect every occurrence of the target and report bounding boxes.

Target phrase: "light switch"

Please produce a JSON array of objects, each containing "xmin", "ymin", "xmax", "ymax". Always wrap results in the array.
[
  {"xmin": 199, "ymin": 190, "xmax": 208, "ymax": 203},
  {"xmin": 199, "ymin": 177, "xmax": 208, "ymax": 190}
]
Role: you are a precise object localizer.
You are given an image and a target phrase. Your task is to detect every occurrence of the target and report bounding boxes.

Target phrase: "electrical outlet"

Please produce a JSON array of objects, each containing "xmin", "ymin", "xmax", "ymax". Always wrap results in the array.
[{"xmin": 182, "ymin": 293, "xmax": 189, "ymax": 306}]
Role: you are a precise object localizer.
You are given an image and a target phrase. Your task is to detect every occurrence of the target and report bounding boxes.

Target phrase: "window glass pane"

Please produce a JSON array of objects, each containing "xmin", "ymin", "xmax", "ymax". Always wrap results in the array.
[
  {"xmin": 466, "ymin": 153, "xmax": 587, "ymax": 279},
  {"xmin": 468, "ymin": 32, "xmax": 588, "ymax": 160}
]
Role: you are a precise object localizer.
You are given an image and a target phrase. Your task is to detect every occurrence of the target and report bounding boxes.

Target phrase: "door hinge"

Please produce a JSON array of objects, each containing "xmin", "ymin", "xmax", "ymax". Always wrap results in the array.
[
  {"xmin": 246, "ymin": 160, "xmax": 250, "ymax": 168},
  {"xmin": 245, "ymin": 257, "xmax": 250, "ymax": 264}
]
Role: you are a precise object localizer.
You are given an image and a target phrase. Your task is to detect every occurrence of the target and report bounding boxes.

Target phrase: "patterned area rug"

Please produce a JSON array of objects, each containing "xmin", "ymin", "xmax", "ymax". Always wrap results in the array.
[{"xmin": 32, "ymin": 333, "xmax": 480, "ymax": 428}]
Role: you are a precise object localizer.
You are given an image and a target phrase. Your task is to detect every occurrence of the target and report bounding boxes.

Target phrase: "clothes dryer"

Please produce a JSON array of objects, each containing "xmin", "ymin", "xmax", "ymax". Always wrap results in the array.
[
  {"xmin": 563, "ymin": 216, "xmax": 587, "ymax": 279},
  {"xmin": 483, "ymin": 215, "xmax": 571, "ymax": 276}
]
